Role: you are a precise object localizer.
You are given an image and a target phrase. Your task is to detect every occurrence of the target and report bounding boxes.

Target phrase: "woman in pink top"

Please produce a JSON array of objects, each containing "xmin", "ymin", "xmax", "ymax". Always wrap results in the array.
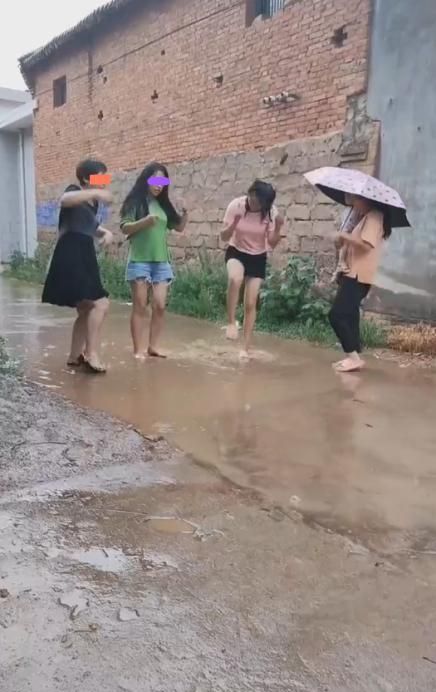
[{"xmin": 221, "ymin": 180, "xmax": 284, "ymax": 358}]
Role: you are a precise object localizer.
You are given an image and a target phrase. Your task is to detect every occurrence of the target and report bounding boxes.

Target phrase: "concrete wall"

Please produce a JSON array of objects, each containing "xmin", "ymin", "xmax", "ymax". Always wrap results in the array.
[
  {"xmin": 0, "ymin": 132, "xmax": 21, "ymax": 262},
  {"xmin": 22, "ymin": 130, "xmax": 37, "ymax": 257},
  {"xmin": 0, "ymin": 128, "xmax": 37, "ymax": 262},
  {"xmin": 0, "ymin": 100, "xmax": 22, "ymax": 119},
  {"xmin": 0, "ymin": 89, "xmax": 29, "ymax": 119},
  {"xmin": 37, "ymin": 112, "xmax": 380, "ymax": 281},
  {"xmin": 367, "ymin": 0, "xmax": 436, "ymax": 320},
  {"xmin": 0, "ymin": 89, "xmax": 36, "ymax": 262}
]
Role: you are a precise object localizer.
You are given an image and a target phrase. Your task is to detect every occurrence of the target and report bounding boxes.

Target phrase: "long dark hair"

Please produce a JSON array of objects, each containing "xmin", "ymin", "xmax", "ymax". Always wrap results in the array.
[
  {"xmin": 370, "ymin": 200, "xmax": 392, "ymax": 240},
  {"xmin": 120, "ymin": 161, "xmax": 181, "ymax": 228},
  {"xmin": 246, "ymin": 180, "xmax": 276, "ymax": 221}
]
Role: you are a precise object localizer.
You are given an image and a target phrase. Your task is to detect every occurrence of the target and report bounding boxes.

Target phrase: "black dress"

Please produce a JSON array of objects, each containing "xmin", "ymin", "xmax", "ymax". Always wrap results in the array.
[{"xmin": 42, "ymin": 185, "xmax": 108, "ymax": 308}]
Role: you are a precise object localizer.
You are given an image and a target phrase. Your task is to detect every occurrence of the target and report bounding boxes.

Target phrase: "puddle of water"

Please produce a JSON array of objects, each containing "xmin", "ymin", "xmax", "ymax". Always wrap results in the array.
[
  {"xmin": 44, "ymin": 546, "xmax": 132, "ymax": 573},
  {"xmin": 146, "ymin": 517, "xmax": 197, "ymax": 534},
  {"xmin": 2, "ymin": 277, "xmax": 436, "ymax": 542},
  {"xmin": 71, "ymin": 547, "xmax": 131, "ymax": 573}
]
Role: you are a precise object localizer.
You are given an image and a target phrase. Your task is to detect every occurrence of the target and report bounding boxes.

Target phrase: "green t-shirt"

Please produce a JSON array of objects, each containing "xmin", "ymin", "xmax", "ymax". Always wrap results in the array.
[{"xmin": 122, "ymin": 199, "xmax": 170, "ymax": 263}]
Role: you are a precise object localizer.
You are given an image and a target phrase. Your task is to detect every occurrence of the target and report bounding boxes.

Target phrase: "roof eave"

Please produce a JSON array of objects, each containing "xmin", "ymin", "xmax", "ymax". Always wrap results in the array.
[{"xmin": 19, "ymin": 0, "xmax": 139, "ymax": 90}]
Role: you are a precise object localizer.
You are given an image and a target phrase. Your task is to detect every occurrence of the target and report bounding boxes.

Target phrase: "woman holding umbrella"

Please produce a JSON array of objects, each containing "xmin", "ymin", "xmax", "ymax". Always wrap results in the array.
[{"xmin": 304, "ymin": 167, "xmax": 410, "ymax": 373}]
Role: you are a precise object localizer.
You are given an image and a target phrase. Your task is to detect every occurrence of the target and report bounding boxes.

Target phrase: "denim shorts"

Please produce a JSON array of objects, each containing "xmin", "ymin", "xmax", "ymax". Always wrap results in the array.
[{"xmin": 126, "ymin": 261, "xmax": 174, "ymax": 284}]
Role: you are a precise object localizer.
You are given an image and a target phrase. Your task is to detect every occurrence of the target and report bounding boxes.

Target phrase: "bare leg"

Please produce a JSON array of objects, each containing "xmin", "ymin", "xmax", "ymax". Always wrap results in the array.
[
  {"xmin": 148, "ymin": 282, "xmax": 169, "ymax": 357},
  {"xmin": 130, "ymin": 281, "xmax": 149, "ymax": 357},
  {"xmin": 241, "ymin": 277, "xmax": 263, "ymax": 357},
  {"xmin": 68, "ymin": 306, "xmax": 88, "ymax": 364},
  {"xmin": 83, "ymin": 297, "xmax": 110, "ymax": 370},
  {"xmin": 226, "ymin": 259, "xmax": 244, "ymax": 339}
]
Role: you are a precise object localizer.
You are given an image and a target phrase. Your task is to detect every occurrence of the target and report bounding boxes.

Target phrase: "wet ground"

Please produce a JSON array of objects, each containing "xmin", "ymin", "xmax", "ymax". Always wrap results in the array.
[
  {"xmin": 1, "ymin": 277, "xmax": 436, "ymax": 551},
  {"xmin": 1, "ymin": 276, "xmax": 436, "ymax": 690}
]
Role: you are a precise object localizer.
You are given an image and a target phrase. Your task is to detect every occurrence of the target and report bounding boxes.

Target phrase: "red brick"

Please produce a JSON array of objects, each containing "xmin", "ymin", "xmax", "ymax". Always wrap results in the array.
[{"xmin": 30, "ymin": 0, "xmax": 370, "ymax": 189}]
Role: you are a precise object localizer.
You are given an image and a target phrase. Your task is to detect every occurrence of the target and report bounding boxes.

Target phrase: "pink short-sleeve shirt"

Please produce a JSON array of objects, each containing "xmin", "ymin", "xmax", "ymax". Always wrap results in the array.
[{"xmin": 223, "ymin": 196, "xmax": 279, "ymax": 255}]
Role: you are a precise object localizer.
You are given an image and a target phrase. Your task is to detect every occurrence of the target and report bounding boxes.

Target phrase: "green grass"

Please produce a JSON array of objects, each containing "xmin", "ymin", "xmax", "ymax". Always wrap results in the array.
[
  {"xmin": 98, "ymin": 254, "xmax": 130, "ymax": 302},
  {"xmin": 167, "ymin": 254, "xmax": 228, "ymax": 321},
  {"xmin": 8, "ymin": 245, "xmax": 52, "ymax": 284},
  {"xmin": 7, "ymin": 248, "xmax": 388, "ymax": 349}
]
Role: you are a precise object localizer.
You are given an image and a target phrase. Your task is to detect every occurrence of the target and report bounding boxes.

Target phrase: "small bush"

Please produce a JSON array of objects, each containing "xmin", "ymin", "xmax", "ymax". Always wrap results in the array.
[
  {"xmin": 258, "ymin": 257, "xmax": 330, "ymax": 331},
  {"xmin": 168, "ymin": 253, "xmax": 228, "ymax": 320},
  {"xmin": 8, "ymin": 243, "xmax": 54, "ymax": 284},
  {"xmin": 98, "ymin": 254, "xmax": 130, "ymax": 302}
]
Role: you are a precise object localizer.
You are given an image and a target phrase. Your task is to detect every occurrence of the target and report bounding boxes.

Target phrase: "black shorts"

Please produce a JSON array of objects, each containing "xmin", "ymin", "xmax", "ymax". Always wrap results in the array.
[{"xmin": 225, "ymin": 246, "xmax": 267, "ymax": 280}]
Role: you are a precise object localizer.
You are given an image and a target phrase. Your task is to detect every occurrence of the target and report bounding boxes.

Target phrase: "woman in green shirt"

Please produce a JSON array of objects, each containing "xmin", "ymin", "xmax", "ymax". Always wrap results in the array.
[{"xmin": 120, "ymin": 162, "xmax": 188, "ymax": 358}]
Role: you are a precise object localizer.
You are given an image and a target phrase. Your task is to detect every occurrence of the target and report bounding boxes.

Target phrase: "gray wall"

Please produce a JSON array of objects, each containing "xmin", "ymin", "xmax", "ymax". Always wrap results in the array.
[
  {"xmin": 0, "ymin": 128, "xmax": 36, "ymax": 262},
  {"xmin": 22, "ymin": 130, "xmax": 37, "ymax": 258},
  {"xmin": 0, "ymin": 132, "xmax": 21, "ymax": 262},
  {"xmin": 368, "ymin": 0, "xmax": 436, "ymax": 319},
  {"xmin": 0, "ymin": 100, "xmax": 23, "ymax": 119}
]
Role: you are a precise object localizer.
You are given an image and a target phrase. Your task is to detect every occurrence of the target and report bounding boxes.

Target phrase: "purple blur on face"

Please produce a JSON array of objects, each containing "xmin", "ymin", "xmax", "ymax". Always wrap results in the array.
[{"xmin": 148, "ymin": 176, "xmax": 171, "ymax": 187}]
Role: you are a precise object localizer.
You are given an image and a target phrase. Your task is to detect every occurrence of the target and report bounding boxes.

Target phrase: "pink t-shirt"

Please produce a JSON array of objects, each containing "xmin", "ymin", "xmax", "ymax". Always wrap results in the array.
[{"xmin": 223, "ymin": 196, "xmax": 279, "ymax": 255}]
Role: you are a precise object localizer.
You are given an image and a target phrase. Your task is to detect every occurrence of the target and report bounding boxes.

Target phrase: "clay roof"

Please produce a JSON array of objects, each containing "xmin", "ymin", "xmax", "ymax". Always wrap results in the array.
[{"xmin": 19, "ymin": 0, "xmax": 139, "ymax": 89}]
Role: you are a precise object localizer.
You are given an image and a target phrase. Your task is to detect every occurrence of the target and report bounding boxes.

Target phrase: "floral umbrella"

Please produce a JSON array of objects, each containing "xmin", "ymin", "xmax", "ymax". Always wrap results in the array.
[{"xmin": 304, "ymin": 166, "xmax": 410, "ymax": 228}]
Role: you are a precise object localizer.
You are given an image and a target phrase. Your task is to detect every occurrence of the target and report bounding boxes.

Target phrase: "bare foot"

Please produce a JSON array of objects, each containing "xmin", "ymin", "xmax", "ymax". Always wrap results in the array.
[
  {"xmin": 133, "ymin": 352, "xmax": 146, "ymax": 361},
  {"xmin": 334, "ymin": 357, "xmax": 365, "ymax": 373},
  {"xmin": 147, "ymin": 348, "xmax": 167, "ymax": 359},
  {"xmin": 239, "ymin": 349, "xmax": 251, "ymax": 361},
  {"xmin": 225, "ymin": 322, "xmax": 240, "ymax": 340}
]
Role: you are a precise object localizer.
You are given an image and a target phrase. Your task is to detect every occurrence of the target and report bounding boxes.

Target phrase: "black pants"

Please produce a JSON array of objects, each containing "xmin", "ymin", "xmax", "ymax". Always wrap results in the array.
[{"xmin": 329, "ymin": 276, "xmax": 371, "ymax": 354}]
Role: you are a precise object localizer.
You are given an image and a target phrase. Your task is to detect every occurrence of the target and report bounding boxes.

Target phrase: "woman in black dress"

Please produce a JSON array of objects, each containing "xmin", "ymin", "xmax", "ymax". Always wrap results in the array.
[{"xmin": 42, "ymin": 159, "xmax": 113, "ymax": 373}]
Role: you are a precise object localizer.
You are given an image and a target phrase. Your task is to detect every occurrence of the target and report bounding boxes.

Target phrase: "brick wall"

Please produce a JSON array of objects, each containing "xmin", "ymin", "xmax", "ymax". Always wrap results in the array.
[
  {"xmin": 31, "ymin": 0, "xmax": 375, "ymax": 274},
  {"xmin": 37, "ymin": 112, "xmax": 380, "ymax": 281},
  {"xmin": 32, "ymin": 0, "xmax": 371, "ymax": 185}
]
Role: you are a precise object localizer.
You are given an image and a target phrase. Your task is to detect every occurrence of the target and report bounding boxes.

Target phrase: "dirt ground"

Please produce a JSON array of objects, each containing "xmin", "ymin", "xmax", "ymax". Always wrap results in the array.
[{"xmin": 1, "ymin": 375, "xmax": 436, "ymax": 692}]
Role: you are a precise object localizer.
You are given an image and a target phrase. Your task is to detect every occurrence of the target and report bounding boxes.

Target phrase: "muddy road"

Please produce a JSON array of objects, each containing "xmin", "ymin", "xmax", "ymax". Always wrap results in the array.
[{"xmin": 1, "ymin": 276, "xmax": 436, "ymax": 690}]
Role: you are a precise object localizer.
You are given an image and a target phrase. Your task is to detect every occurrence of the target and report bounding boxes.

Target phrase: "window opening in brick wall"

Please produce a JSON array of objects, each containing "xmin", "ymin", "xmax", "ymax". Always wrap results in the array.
[
  {"xmin": 53, "ymin": 76, "xmax": 67, "ymax": 108},
  {"xmin": 261, "ymin": 0, "xmax": 284, "ymax": 18},
  {"xmin": 246, "ymin": 0, "xmax": 284, "ymax": 26}
]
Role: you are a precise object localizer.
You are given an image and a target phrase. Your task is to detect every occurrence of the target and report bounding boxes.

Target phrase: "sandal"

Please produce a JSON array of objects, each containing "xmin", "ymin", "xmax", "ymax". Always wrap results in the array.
[
  {"xmin": 147, "ymin": 348, "xmax": 167, "ymax": 359},
  {"xmin": 334, "ymin": 358, "xmax": 364, "ymax": 373},
  {"xmin": 67, "ymin": 354, "xmax": 85, "ymax": 368},
  {"xmin": 83, "ymin": 358, "xmax": 107, "ymax": 374}
]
